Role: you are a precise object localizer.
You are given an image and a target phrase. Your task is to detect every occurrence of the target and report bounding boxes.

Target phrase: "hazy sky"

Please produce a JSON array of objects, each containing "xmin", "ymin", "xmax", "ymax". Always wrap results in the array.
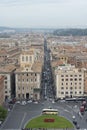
[{"xmin": 0, "ymin": 0, "xmax": 87, "ymax": 28}]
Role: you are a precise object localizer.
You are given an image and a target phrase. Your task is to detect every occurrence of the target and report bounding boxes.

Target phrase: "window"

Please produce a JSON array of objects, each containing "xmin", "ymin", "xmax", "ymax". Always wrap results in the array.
[
  {"xmin": 62, "ymin": 79, "xmax": 64, "ymax": 81},
  {"xmin": 35, "ymin": 78, "xmax": 37, "ymax": 82},
  {"xmin": 66, "ymin": 87, "xmax": 68, "ymax": 89},
  {"xmin": 22, "ymin": 56, "xmax": 24, "ymax": 61},
  {"xmin": 30, "ymin": 56, "xmax": 32, "ymax": 61},
  {"xmin": 66, "ymin": 75, "xmax": 68, "ymax": 77},
  {"xmin": 75, "ymin": 78, "xmax": 77, "ymax": 81},
  {"xmin": 23, "ymin": 79, "xmax": 24, "ymax": 82},
  {"xmin": 70, "ymin": 87, "xmax": 72, "ymax": 90},
  {"xmin": 70, "ymin": 78, "xmax": 73, "ymax": 81},
  {"xmin": 79, "ymin": 87, "xmax": 81, "ymax": 89},
  {"xmin": 61, "ymin": 83, "xmax": 63, "ymax": 85},
  {"xmin": 79, "ymin": 91, "xmax": 82, "ymax": 94},
  {"xmin": 5, "ymin": 81, "xmax": 7, "ymax": 84},
  {"xmin": 61, "ymin": 75, "xmax": 64, "ymax": 77},
  {"xmin": 79, "ymin": 75, "xmax": 82, "ymax": 77},
  {"xmin": 71, "ymin": 83, "xmax": 72, "ymax": 85},
  {"xmin": 5, "ymin": 77, "xmax": 7, "ymax": 80},
  {"xmin": 75, "ymin": 91, "xmax": 77, "ymax": 94},
  {"xmin": 66, "ymin": 83, "xmax": 68, "ymax": 85},
  {"xmin": 61, "ymin": 92, "xmax": 64, "ymax": 94},
  {"xmin": 66, "ymin": 79, "xmax": 68, "ymax": 81},
  {"xmin": 61, "ymin": 87, "xmax": 64, "ymax": 89},
  {"xmin": 79, "ymin": 78, "xmax": 82, "ymax": 81},
  {"xmin": 35, "ymin": 73, "xmax": 37, "ymax": 76},
  {"xmin": 70, "ymin": 75, "xmax": 73, "ymax": 77},
  {"xmin": 18, "ymin": 94, "xmax": 20, "ymax": 98},
  {"xmin": 27, "ymin": 79, "xmax": 28, "ymax": 82},
  {"xmin": 22, "ymin": 94, "xmax": 24, "ymax": 98},
  {"xmin": 31, "ymin": 79, "xmax": 33, "ymax": 82},
  {"xmin": 5, "ymin": 86, "xmax": 7, "ymax": 89},
  {"xmin": 70, "ymin": 91, "xmax": 73, "ymax": 94},
  {"xmin": 65, "ymin": 92, "xmax": 68, "ymax": 94},
  {"xmin": 26, "ymin": 56, "xmax": 28, "ymax": 61}
]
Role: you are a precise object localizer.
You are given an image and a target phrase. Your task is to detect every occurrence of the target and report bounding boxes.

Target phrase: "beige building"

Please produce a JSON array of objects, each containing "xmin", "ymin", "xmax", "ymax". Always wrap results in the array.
[
  {"xmin": 84, "ymin": 69, "xmax": 87, "ymax": 94},
  {"xmin": 15, "ymin": 48, "xmax": 43, "ymax": 100},
  {"xmin": 0, "ymin": 76, "xmax": 4, "ymax": 105},
  {"xmin": 54, "ymin": 64, "xmax": 84, "ymax": 99},
  {"xmin": 0, "ymin": 65, "xmax": 16, "ymax": 100}
]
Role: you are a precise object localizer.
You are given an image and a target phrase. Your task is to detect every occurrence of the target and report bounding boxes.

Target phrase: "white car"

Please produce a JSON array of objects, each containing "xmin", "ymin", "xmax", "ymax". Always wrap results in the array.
[
  {"xmin": 21, "ymin": 101, "xmax": 27, "ymax": 105},
  {"xmin": 34, "ymin": 101, "xmax": 38, "ymax": 104},
  {"xmin": 16, "ymin": 101, "xmax": 21, "ymax": 104},
  {"xmin": 0, "ymin": 121, "xmax": 2, "ymax": 126},
  {"xmin": 27, "ymin": 100, "xmax": 32, "ymax": 103}
]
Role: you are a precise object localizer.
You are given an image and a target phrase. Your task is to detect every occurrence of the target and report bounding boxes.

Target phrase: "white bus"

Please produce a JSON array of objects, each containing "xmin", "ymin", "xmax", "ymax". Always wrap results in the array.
[{"xmin": 42, "ymin": 108, "xmax": 58, "ymax": 115}]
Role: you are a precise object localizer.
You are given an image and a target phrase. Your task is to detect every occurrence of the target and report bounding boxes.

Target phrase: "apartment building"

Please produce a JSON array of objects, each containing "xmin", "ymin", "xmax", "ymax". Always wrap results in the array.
[
  {"xmin": 15, "ymin": 48, "xmax": 43, "ymax": 100},
  {"xmin": 54, "ymin": 64, "xmax": 84, "ymax": 99},
  {"xmin": 0, "ymin": 65, "xmax": 16, "ymax": 101},
  {"xmin": 0, "ymin": 76, "xmax": 4, "ymax": 105}
]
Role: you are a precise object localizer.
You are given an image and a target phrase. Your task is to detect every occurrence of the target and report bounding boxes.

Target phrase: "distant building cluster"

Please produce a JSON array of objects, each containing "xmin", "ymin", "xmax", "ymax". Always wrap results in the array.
[
  {"xmin": 0, "ymin": 33, "xmax": 44, "ymax": 105},
  {"xmin": 47, "ymin": 35, "xmax": 87, "ymax": 99},
  {"xmin": 1, "ymin": 33, "xmax": 87, "ymax": 105}
]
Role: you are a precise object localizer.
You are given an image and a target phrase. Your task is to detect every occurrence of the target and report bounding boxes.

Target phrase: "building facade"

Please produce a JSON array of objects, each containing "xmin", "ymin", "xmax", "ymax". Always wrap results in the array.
[
  {"xmin": 15, "ymin": 48, "xmax": 43, "ymax": 100},
  {"xmin": 0, "ymin": 76, "xmax": 4, "ymax": 105},
  {"xmin": 54, "ymin": 64, "xmax": 84, "ymax": 99},
  {"xmin": 0, "ymin": 65, "xmax": 16, "ymax": 101}
]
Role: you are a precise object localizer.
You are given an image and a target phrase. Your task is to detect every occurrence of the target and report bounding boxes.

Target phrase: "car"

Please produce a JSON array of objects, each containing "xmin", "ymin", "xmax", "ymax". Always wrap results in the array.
[
  {"xmin": 52, "ymin": 100, "xmax": 55, "ymax": 103},
  {"xmin": 0, "ymin": 120, "xmax": 2, "ymax": 126},
  {"xmin": 73, "ymin": 120, "xmax": 77, "ymax": 125},
  {"xmin": 16, "ymin": 101, "xmax": 21, "ymax": 104},
  {"xmin": 34, "ymin": 101, "xmax": 38, "ymax": 104},
  {"xmin": 27, "ymin": 100, "xmax": 32, "ymax": 103},
  {"xmin": 21, "ymin": 101, "xmax": 27, "ymax": 105},
  {"xmin": 76, "ymin": 124, "xmax": 80, "ymax": 129},
  {"xmin": 8, "ymin": 108, "xmax": 11, "ymax": 112}
]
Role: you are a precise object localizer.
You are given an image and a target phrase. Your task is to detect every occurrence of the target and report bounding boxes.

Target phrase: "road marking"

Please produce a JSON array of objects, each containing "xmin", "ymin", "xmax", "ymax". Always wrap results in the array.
[{"xmin": 19, "ymin": 112, "xmax": 27, "ymax": 129}]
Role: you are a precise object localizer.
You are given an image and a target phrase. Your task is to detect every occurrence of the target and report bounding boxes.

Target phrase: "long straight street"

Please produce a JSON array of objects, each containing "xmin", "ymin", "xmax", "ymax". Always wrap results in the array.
[{"xmin": 1, "ymin": 38, "xmax": 87, "ymax": 130}]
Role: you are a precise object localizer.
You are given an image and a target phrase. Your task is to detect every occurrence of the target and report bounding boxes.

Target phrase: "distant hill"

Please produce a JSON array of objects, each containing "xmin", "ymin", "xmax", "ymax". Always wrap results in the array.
[
  {"xmin": 53, "ymin": 29, "xmax": 87, "ymax": 36},
  {"xmin": 0, "ymin": 26, "xmax": 13, "ymax": 31}
]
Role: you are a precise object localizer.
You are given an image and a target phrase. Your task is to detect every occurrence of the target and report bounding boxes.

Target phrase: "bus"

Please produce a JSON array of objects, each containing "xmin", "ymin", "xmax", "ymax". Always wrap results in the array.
[
  {"xmin": 65, "ymin": 97, "xmax": 86, "ymax": 102},
  {"xmin": 42, "ymin": 108, "xmax": 58, "ymax": 115}
]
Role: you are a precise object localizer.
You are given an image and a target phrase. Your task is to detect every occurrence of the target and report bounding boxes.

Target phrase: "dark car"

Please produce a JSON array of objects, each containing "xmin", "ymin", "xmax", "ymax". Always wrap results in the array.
[
  {"xmin": 76, "ymin": 124, "xmax": 80, "ymax": 129},
  {"xmin": 73, "ymin": 120, "xmax": 77, "ymax": 125}
]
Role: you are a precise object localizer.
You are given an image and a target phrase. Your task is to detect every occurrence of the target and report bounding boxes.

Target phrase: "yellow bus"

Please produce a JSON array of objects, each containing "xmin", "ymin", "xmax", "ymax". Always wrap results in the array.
[{"xmin": 42, "ymin": 108, "xmax": 58, "ymax": 115}]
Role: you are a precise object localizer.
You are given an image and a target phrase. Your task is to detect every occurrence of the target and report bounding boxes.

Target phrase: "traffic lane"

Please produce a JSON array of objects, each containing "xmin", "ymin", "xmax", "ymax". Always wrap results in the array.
[
  {"xmin": 2, "ymin": 111, "xmax": 25, "ymax": 129},
  {"xmin": 2, "ymin": 102, "xmax": 44, "ymax": 129},
  {"xmin": 54, "ymin": 101, "xmax": 87, "ymax": 129},
  {"xmin": 21, "ymin": 110, "xmax": 43, "ymax": 128}
]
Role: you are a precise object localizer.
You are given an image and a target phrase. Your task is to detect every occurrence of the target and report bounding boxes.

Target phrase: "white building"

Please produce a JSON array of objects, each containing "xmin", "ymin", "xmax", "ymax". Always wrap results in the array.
[{"xmin": 54, "ymin": 64, "xmax": 84, "ymax": 99}]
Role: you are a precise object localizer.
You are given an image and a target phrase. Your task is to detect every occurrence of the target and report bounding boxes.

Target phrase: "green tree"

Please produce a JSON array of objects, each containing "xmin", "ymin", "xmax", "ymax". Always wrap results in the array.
[{"xmin": 0, "ymin": 106, "xmax": 7, "ymax": 121}]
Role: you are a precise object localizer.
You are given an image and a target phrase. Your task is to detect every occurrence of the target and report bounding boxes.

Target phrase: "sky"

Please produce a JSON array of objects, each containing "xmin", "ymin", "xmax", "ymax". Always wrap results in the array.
[{"xmin": 0, "ymin": 0, "xmax": 87, "ymax": 28}]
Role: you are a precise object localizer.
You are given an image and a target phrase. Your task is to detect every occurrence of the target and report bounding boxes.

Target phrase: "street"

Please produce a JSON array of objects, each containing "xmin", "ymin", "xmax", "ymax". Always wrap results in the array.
[
  {"xmin": 1, "ymin": 99, "xmax": 87, "ymax": 130},
  {"xmin": 1, "ymin": 38, "xmax": 87, "ymax": 130}
]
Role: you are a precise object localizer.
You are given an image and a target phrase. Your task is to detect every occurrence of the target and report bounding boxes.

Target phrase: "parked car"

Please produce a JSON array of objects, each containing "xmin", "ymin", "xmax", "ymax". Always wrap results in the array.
[
  {"xmin": 21, "ymin": 101, "xmax": 27, "ymax": 105},
  {"xmin": 27, "ymin": 100, "xmax": 32, "ymax": 103}
]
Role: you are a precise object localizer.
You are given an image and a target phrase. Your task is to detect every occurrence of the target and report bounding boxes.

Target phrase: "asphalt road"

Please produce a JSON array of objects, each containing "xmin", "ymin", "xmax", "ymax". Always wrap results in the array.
[{"xmin": 1, "ymin": 100, "xmax": 87, "ymax": 130}]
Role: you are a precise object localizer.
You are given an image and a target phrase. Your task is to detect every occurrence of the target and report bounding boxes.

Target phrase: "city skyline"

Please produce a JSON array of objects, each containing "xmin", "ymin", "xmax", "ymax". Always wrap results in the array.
[{"xmin": 0, "ymin": 0, "xmax": 87, "ymax": 28}]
